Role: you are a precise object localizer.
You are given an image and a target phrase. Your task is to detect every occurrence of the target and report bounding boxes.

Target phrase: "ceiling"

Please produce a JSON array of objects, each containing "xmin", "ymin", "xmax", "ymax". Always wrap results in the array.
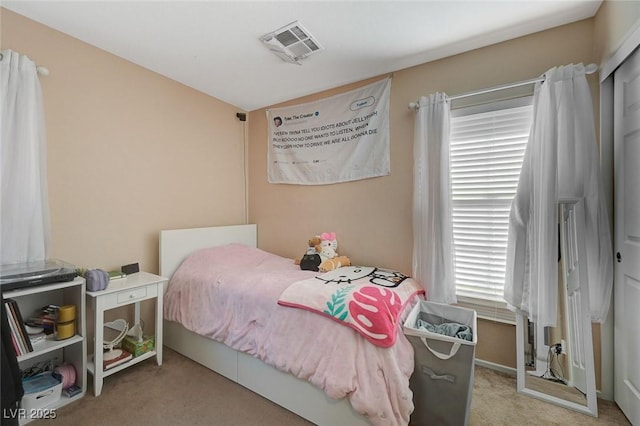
[{"xmin": 3, "ymin": 1, "xmax": 602, "ymax": 111}]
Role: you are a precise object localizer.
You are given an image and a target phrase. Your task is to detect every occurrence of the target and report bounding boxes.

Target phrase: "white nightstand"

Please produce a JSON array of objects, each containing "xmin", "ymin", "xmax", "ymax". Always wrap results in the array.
[{"xmin": 86, "ymin": 271, "xmax": 166, "ymax": 396}]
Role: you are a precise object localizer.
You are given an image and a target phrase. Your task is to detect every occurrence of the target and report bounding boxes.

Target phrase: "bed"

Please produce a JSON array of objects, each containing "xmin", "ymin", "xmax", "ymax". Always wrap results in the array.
[{"xmin": 160, "ymin": 224, "xmax": 423, "ymax": 426}]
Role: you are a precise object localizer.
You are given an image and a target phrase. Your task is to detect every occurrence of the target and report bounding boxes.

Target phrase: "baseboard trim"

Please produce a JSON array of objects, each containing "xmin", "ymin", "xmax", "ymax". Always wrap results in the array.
[{"xmin": 475, "ymin": 358, "xmax": 517, "ymax": 376}]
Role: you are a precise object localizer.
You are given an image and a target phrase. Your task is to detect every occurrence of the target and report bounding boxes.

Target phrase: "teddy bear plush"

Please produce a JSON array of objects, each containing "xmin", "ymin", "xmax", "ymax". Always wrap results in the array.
[
  {"xmin": 295, "ymin": 236, "xmax": 322, "ymax": 270},
  {"xmin": 295, "ymin": 236, "xmax": 321, "ymax": 264}
]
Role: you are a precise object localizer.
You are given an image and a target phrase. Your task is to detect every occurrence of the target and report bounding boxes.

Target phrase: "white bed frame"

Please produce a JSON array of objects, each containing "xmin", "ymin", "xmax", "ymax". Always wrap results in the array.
[{"xmin": 159, "ymin": 224, "xmax": 369, "ymax": 426}]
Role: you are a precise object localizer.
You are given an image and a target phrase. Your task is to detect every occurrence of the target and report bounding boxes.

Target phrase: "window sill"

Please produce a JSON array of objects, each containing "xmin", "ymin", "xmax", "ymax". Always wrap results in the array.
[{"xmin": 455, "ymin": 296, "xmax": 516, "ymax": 325}]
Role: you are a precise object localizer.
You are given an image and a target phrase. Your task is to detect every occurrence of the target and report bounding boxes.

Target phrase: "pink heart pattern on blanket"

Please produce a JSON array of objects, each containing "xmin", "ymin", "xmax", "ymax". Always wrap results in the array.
[{"xmin": 278, "ymin": 266, "xmax": 425, "ymax": 347}]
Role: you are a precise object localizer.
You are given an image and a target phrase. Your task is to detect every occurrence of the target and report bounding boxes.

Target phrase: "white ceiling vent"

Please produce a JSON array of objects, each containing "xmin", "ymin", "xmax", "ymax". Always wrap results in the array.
[{"xmin": 260, "ymin": 21, "xmax": 323, "ymax": 65}]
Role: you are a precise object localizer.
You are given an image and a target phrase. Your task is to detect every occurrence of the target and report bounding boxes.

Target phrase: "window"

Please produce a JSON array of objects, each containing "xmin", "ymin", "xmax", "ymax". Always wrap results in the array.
[{"xmin": 449, "ymin": 97, "xmax": 533, "ymax": 323}]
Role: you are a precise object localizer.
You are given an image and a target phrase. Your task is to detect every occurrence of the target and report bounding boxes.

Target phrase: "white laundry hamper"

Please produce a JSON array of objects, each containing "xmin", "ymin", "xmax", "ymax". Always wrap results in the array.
[{"xmin": 403, "ymin": 300, "xmax": 477, "ymax": 426}]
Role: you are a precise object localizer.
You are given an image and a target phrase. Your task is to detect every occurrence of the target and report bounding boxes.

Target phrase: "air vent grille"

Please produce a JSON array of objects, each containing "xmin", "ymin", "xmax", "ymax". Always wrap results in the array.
[
  {"xmin": 260, "ymin": 21, "xmax": 323, "ymax": 65},
  {"xmin": 276, "ymin": 30, "xmax": 300, "ymax": 47},
  {"xmin": 304, "ymin": 39, "xmax": 320, "ymax": 51}
]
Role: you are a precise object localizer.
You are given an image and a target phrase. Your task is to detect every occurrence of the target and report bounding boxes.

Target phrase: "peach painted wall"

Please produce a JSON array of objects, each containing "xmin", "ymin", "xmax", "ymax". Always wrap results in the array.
[
  {"xmin": 1, "ymin": 9, "xmax": 247, "ymax": 274},
  {"xmin": 249, "ymin": 19, "xmax": 596, "ymax": 266},
  {"xmin": 248, "ymin": 19, "xmax": 597, "ymax": 370},
  {"xmin": 594, "ymin": 0, "xmax": 640, "ymax": 64}
]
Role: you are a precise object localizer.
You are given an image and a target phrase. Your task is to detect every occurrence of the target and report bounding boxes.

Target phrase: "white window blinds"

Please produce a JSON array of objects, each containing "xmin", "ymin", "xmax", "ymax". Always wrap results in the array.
[{"xmin": 450, "ymin": 97, "xmax": 533, "ymax": 322}]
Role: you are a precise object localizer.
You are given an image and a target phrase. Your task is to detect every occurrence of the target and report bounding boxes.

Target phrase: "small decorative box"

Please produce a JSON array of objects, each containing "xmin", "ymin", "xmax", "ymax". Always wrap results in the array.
[{"xmin": 121, "ymin": 335, "xmax": 155, "ymax": 357}]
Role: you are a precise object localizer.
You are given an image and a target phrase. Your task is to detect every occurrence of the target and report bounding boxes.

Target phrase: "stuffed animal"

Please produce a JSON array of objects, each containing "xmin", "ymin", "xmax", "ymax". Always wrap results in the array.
[
  {"xmin": 317, "ymin": 232, "xmax": 351, "ymax": 272},
  {"xmin": 319, "ymin": 255, "xmax": 351, "ymax": 272},
  {"xmin": 318, "ymin": 232, "xmax": 338, "ymax": 261},
  {"xmin": 295, "ymin": 236, "xmax": 322, "ymax": 266},
  {"xmin": 294, "ymin": 233, "xmax": 351, "ymax": 272}
]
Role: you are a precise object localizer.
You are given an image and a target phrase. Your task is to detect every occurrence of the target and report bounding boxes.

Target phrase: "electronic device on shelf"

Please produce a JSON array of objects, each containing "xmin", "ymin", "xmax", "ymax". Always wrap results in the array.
[{"xmin": 0, "ymin": 259, "xmax": 77, "ymax": 291}]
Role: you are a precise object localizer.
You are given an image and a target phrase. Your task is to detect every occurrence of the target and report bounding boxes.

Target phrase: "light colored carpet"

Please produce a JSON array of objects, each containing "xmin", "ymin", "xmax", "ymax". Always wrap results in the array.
[
  {"xmin": 469, "ymin": 366, "xmax": 629, "ymax": 425},
  {"xmin": 32, "ymin": 347, "xmax": 630, "ymax": 425}
]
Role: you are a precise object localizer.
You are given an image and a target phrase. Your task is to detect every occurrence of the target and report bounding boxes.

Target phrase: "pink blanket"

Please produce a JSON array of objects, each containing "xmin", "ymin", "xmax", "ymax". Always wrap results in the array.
[
  {"xmin": 278, "ymin": 266, "xmax": 424, "ymax": 347},
  {"xmin": 163, "ymin": 244, "xmax": 421, "ymax": 426}
]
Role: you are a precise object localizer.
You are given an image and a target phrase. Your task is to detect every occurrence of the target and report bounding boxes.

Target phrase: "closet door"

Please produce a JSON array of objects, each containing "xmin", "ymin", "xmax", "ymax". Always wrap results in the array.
[{"xmin": 614, "ymin": 45, "xmax": 640, "ymax": 426}]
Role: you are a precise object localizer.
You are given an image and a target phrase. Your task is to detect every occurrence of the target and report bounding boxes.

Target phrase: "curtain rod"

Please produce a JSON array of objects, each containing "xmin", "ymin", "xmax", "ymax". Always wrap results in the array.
[
  {"xmin": 0, "ymin": 52, "xmax": 49, "ymax": 76},
  {"xmin": 408, "ymin": 63, "xmax": 598, "ymax": 109}
]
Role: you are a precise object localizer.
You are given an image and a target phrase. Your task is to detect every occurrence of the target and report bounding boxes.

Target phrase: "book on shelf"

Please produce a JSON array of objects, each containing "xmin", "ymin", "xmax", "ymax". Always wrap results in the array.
[
  {"xmin": 7, "ymin": 322, "xmax": 22, "ymax": 356},
  {"xmin": 62, "ymin": 384, "xmax": 82, "ymax": 398},
  {"xmin": 103, "ymin": 349, "xmax": 132, "ymax": 370},
  {"xmin": 9, "ymin": 299, "xmax": 33, "ymax": 352},
  {"xmin": 5, "ymin": 299, "xmax": 33, "ymax": 353},
  {"xmin": 108, "ymin": 271, "xmax": 126, "ymax": 280},
  {"xmin": 5, "ymin": 302, "xmax": 24, "ymax": 355}
]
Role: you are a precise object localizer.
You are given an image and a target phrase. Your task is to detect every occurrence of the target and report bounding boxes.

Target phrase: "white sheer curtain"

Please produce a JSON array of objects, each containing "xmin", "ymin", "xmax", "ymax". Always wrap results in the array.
[
  {"xmin": 412, "ymin": 93, "xmax": 457, "ymax": 304},
  {"xmin": 0, "ymin": 49, "xmax": 50, "ymax": 265},
  {"xmin": 504, "ymin": 63, "xmax": 613, "ymax": 326}
]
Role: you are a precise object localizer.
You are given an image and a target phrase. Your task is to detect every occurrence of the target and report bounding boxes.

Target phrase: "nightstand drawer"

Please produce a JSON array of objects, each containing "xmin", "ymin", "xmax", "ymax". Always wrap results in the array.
[
  {"xmin": 117, "ymin": 287, "xmax": 148, "ymax": 304},
  {"xmin": 99, "ymin": 284, "xmax": 159, "ymax": 310}
]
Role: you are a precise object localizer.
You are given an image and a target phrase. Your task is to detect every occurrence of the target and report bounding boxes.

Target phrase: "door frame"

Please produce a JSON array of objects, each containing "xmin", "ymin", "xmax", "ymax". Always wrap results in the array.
[{"xmin": 598, "ymin": 21, "xmax": 640, "ymax": 402}]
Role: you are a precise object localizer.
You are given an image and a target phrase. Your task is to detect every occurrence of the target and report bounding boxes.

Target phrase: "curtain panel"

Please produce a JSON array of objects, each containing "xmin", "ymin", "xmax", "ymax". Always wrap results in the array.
[
  {"xmin": 505, "ymin": 63, "xmax": 613, "ymax": 325},
  {"xmin": 412, "ymin": 93, "xmax": 457, "ymax": 304},
  {"xmin": 0, "ymin": 49, "xmax": 50, "ymax": 265}
]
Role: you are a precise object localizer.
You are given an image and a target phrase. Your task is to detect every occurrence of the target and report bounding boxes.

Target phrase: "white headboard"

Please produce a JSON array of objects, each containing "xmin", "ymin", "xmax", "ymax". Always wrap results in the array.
[{"xmin": 159, "ymin": 224, "xmax": 257, "ymax": 278}]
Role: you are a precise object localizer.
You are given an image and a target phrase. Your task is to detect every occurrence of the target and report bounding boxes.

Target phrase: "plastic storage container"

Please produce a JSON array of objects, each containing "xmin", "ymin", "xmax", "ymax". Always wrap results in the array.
[
  {"xmin": 403, "ymin": 300, "xmax": 477, "ymax": 426},
  {"xmin": 22, "ymin": 372, "xmax": 62, "ymax": 411}
]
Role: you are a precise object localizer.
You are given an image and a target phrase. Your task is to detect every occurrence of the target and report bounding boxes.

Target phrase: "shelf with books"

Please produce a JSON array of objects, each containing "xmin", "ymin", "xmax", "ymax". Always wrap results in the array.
[
  {"xmin": 17, "ymin": 335, "xmax": 84, "ymax": 362},
  {"xmin": 1, "ymin": 277, "xmax": 87, "ymax": 425}
]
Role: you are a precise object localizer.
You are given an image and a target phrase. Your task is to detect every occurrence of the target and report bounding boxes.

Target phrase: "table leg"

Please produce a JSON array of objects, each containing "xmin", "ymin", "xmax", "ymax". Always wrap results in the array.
[
  {"xmin": 94, "ymin": 297, "xmax": 104, "ymax": 397},
  {"xmin": 156, "ymin": 283, "xmax": 163, "ymax": 366}
]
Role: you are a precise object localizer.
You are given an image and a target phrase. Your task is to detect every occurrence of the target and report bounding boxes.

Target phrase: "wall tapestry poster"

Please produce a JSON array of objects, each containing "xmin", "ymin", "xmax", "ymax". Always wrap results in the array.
[{"xmin": 267, "ymin": 77, "xmax": 391, "ymax": 185}]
